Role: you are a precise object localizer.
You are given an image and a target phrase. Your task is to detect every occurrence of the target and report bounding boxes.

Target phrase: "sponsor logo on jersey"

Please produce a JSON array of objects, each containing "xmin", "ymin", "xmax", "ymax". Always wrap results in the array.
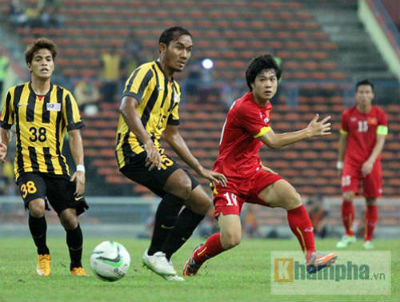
[{"xmin": 46, "ymin": 103, "xmax": 61, "ymax": 111}]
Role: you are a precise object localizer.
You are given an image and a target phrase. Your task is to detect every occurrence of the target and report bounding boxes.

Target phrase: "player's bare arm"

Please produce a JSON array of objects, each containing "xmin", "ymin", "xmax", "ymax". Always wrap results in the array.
[
  {"xmin": 164, "ymin": 124, "xmax": 227, "ymax": 187},
  {"xmin": 68, "ymin": 129, "xmax": 85, "ymax": 196},
  {"xmin": 0, "ymin": 128, "xmax": 11, "ymax": 163},
  {"xmin": 259, "ymin": 114, "xmax": 331, "ymax": 149},
  {"xmin": 119, "ymin": 95, "xmax": 161, "ymax": 171},
  {"xmin": 336, "ymin": 132, "xmax": 348, "ymax": 176},
  {"xmin": 362, "ymin": 134, "xmax": 386, "ymax": 177}
]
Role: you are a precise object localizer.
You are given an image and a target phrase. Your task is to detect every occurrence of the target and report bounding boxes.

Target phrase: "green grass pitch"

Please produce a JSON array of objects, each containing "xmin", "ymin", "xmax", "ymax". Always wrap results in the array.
[{"xmin": 0, "ymin": 238, "xmax": 398, "ymax": 301}]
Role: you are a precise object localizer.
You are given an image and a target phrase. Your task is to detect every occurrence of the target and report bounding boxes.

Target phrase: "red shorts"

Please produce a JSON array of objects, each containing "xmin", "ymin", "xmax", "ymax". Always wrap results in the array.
[
  {"xmin": 341, "ymin": 161, "xmax": 382, "ymax": 197},
  {"xmin": 213, "ymin": 168, "xmax": 283, "ymax": 218}
]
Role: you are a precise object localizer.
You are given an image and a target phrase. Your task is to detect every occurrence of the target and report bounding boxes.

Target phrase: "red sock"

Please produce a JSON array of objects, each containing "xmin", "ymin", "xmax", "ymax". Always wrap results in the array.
[
  {"xmin": 341, "ymin": 200, "xmax": 355, "ymax": 236},
  {"xmin": 364, "ymin": 205, "xmax": 378, "ymax": 241},
  {"xmin": 193, "ymin": 233, "xmax": 224, "ymax": 265},
  {"xmin": 287, "ymin": 205, "xmax": 316, "ymax": 258}
]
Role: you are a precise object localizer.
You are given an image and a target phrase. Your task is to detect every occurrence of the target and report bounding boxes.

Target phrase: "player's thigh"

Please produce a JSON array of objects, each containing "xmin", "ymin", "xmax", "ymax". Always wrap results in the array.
[
  {"xmin": 17, "ymin": 173, "xmax": 47, "ymax": 216},
  {"xmin": 363, "ymin": 162, "xmax": 382, "ymax": 198},
  {"xmin": 46, "ymin": 176, "xmax": 81, "ymax": 222},
  {"xmin": 257, "ymin": 179, "xmax": 302, "ymax": 210},
  {"xmin": 341, "ymin": 164, "xmax": 360, "ymax": 196},
  {"xmin": 58, "ymin": 208, "xmax": 78, "ymax": 230},
  {"xmin": 120, "ymin": 152, "xmax": 194, "ymax": 199},
  {"xmin": 163, "ymin": 168, "xmax": 193, "ymax": 200},
  {"xmin": 218, "ymin": 213, "xmax": 242, "ymax": 248},
  {"xmin": 185, "ymin": 184, "xmax": 212, "ymax": 215}
]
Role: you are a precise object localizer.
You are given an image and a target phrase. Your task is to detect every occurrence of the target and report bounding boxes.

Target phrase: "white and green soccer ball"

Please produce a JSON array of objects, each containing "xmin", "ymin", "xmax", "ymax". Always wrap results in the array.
[{"xmin": 90, "ymin": 241, "xmax": 131, "ymax": 282}]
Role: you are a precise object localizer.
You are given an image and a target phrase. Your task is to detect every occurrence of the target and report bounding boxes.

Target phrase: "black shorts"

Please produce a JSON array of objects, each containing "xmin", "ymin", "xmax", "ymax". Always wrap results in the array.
[
  {"xmin": 16, "ymin": 172, "xmax": 88, "ymax": 216},
  {"xmin": 120, "ymin": 151, "xmax": 200, "ymax": 197}
]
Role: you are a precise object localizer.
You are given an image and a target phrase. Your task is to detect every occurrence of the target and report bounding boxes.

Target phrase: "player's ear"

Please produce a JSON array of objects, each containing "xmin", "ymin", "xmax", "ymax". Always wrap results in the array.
[
  {"xmin": 159, "ymin": 42, "xmax": 167, "ymax": 54},
  {"xmin": 27, "ymin": 62, "xmax": 32, "ymax": 72}
]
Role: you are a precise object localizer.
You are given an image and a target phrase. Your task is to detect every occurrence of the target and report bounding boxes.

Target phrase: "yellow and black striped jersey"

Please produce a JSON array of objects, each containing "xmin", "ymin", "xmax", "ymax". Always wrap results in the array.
[
  {"xmin": 0, "ymin": 82, "xmax": 84, "ymax": 180},
  {"xmin": 116, "ymin": 60, "xmax": 181, "ymax": 169}
]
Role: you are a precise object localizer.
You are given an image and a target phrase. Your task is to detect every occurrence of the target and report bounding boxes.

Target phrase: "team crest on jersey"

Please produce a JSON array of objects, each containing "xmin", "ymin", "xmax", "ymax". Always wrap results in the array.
[
  {"xmin": 368, "ymin": 117, "xmax": 377, "ymax": 125},
  {"xmin": 350, "ymin": 117, "xmax": 357, "ymax": 122},
  {"xmin": 264, "ymin": 117, "xmax": 270, "ymax": 123},
  {"xmin": 46, "ymin": 103, "xmax": 61, "ymax": 111}
]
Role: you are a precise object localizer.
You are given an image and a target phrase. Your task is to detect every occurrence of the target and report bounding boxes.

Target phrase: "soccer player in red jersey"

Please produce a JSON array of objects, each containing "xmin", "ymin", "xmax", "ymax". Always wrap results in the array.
[
  {"xmin": 183, "ymin": 54, "xmax": 337, "ymax": 276},
  {"xmin": 336, "ymin": 80, "xmax": 387, "ymax": 250}
]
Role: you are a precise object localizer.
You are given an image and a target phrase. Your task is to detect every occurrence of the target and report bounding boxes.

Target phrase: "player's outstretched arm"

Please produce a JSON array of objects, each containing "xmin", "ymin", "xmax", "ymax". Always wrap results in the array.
[
  {"xmin": 119, "ymin": 96, "xmax": 161, "ymax": 171},
  {"xmin": 0, "ymin": 128, "xmax": 11, "ymax": 163},
  {"xmin": 259, "ymin": 114, "xmax": 331, "ymax": 149},
  {"xmin": 164, "ymin": 124, "xmax": 227, "ymax": 186}
]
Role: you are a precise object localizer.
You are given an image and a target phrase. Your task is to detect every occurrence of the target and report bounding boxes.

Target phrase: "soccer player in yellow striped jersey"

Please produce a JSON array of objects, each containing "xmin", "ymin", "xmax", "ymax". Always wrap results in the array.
[
  {"xmin": 116, "ymin": 26, "xmax": 227, "ymax": 280},
  {"xmin": 0, "ymin": 38, "xmax": 88, "ymax": 277}
]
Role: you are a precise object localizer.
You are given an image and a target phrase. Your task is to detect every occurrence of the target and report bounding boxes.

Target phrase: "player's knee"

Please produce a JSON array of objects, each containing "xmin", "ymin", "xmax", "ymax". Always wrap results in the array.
[
  {"xmin": 221, "ymin": 232, "xmax": 241, "ymax": 250},
  {"xmin": 60, "ymin": 212, "xmax": 78, "ymax": 230},
  {"xmin": 174, "ymin": 180, "xmax": 192, "ymax": 200},
  {"xmin": 191, "ymin": 195, "xmax": 211, "ymax": 215},
  {"xmin": 28, "ymin": 200, "xmax": 45, "ymax": 217},
  {"xmin": 285, "ymin": 192, "xmax": 302, "ymax": 210},
  {"xmin": 366, "ymin": 198, "xmax": 376, "ymax": 206},
  {"xmin": 343, "ymin": 192, "xmax": 354, "ymax": 201}
]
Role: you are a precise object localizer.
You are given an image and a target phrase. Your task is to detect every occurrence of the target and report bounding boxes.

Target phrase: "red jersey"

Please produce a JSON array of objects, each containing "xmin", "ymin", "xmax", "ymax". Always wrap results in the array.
[
  {"xmin": 213, "ymin": 92, "xmax": 272, "ymax": 179},
  {"xmin": 341, "ymin": 105, "xmax": 387, "ymax": 166}
]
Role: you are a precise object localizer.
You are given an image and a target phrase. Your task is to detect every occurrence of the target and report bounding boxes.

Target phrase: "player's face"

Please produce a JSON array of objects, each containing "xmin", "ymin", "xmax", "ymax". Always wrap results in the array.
[
  {"xmin": 251, "ymin": 69, "xmax": 278, "ymax": 101},
  {"xmin": 162, "ymin": 34, "xmax": 193, "ymax": 73},
  {"xmin": 355, "ymin": 85, "xmax": 374, "ymax": 108},
  {"xmin": 28, "ymin": 48, "xmax": 54, "ymax": 80}
]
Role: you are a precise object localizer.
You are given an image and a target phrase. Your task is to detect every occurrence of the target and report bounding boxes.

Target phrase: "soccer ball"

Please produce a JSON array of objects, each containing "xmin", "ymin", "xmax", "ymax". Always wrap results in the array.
[{"xmin": 90, "ymin": 241, "xmax": 131, "ymax": 282}]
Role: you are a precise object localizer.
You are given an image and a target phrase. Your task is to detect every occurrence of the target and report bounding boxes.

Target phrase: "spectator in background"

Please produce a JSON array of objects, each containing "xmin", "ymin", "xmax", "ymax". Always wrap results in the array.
[
  {"xmin": 182, "ymin": 59, "xmax": 214, "ymax": 103},
  {"xmin": 100, "ymin": 45, "xmax": 122, "ymax": 103},
  {"xmin": 0, "ymin": 48, "xmax": 9, "ymax": 100},
  {"xmin": 74, "ymin": 74, "xmax": 100, "ymax": 116},
  {"xmin": 124, "ymin": 30, "xmax": 143, "ymax": 65},
  {"xmin": 9, "ymin": 0, "xmax": 28, "ymax": 27},
  {"xmin": 38, "ymin": 0, "xmax": 63, "ymax": 28},
  {"xmin": 24, "ymin": 1, "xmax": 41, "ymax": 29},
  {"xmin": 242, "ymin": 204, "xmax": 262, "ymax": 238}
]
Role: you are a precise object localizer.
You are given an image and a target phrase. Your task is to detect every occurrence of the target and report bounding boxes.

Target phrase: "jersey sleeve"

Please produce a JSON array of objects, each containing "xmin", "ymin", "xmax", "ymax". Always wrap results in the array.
[
  {"xmin": 377, "ymin": 108, "xmax": 388, "ymax": 135},
  {"xmin": 340, "ymin": 110, "xmax": 349, "ymax": 134},
  {"xmin": 235, "ymin": 104, "xmax": 270, "ymax": 137},
  {"xmin": 0, "ymin": 90, "xmax": 14, "ymax": 129},
  {"xmin": 123, "ymin": 65, "xmax": 154, "ymax": 103},
  {"xmin": 63, "ymin": 91, "xmax": 84, "ymax": 131},
  {"xmin": 167, "ymin": 83, "xmax": 180, "ymax": 125}
]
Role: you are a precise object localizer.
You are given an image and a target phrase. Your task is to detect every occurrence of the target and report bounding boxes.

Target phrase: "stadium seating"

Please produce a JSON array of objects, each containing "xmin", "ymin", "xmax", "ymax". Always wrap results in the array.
[{"xmin": 2, "ymin": 0, "xmax": 399, "ymax": 200}]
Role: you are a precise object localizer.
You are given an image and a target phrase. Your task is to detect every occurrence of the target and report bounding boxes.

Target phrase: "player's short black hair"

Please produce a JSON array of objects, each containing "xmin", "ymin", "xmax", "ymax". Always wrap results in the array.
[
  {"xmin": 159, "ymin": 26, "xmax": 192, "ymax": 46},
  {"xmin": 25, "ymin": 37, "xmax": 57, "ymax": 65},
  {"xmin": 245, "ymin": 54, "xmax": 282, "ymax": 91},
  {"xmin": 355, "ymin": 79, "xmax": 374, "ymax": 92}
]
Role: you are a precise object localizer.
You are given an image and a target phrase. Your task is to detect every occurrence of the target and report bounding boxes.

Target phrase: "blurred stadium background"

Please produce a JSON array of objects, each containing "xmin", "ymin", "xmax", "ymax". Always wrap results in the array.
[{"xmin": 0, "ymin": 0, "xmax": 399, "ymax": 240}]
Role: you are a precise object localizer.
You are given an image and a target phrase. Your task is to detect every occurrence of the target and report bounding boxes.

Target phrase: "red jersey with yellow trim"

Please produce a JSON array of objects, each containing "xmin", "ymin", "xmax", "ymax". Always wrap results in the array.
[
  {"xmin": 341, "ymin": 105, "xmax": 387, "ymax": 166},
  {"xmin": 213, "ymin": 92, "xmax": 272, "ymax": 179}
]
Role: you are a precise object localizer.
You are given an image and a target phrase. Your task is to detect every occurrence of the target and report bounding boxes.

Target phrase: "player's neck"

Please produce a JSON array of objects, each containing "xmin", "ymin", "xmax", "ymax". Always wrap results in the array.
[
  {"xmin": 253, "ymin": 94, "xmax": 269, "ymax": 107},
  {"xmin": 357, "ymin": 104, "xmax": 371, "ymax": 114},
  {"xmin": 158, "ymin": 58, "xmax": 174, "ymax": 81},
  {"xmin": 31, "ymin": 77, "xmax": 51, "ymax": 95}
]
